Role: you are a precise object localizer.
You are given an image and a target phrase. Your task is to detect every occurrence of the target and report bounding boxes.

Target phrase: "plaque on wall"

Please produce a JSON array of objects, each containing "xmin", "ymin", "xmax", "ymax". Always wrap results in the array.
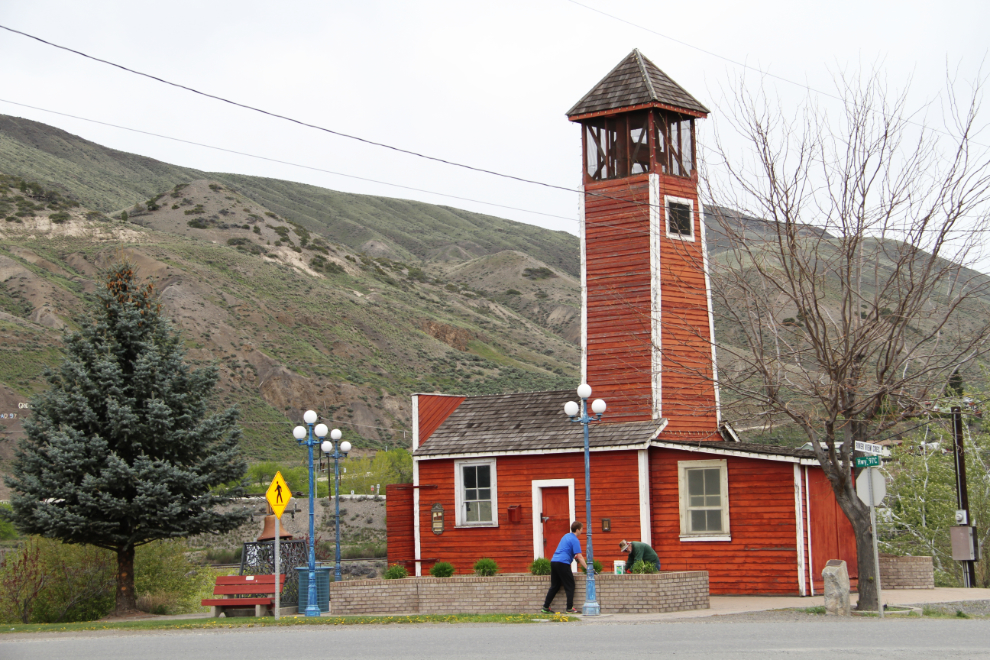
[{"xmin": 432, "ymin": 503, "xmax": 444, "ymax": 535}]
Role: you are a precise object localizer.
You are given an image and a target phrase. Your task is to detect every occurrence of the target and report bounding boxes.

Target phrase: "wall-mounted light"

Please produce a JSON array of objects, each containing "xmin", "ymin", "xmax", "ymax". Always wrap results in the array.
[{"xmin": 602, "ymin": 518, "xmax": 611, "ymax": 532}]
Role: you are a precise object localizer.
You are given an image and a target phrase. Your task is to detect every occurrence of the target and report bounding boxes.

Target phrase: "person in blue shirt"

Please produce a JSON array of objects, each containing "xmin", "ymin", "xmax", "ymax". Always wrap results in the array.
[{"xmin": 541, "ymin": 521, "xmax": 588, "ymax": 614}]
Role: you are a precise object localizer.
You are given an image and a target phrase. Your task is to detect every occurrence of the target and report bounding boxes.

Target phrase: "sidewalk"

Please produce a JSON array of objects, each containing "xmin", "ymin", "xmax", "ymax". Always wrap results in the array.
[{"xmin": 575, "ymin": 587, "xmax": 990, "ymax": 623}]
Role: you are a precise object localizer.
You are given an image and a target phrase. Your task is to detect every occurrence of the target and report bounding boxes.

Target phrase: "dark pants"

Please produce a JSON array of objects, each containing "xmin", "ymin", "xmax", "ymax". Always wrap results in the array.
[{"xmin": 543, "ymin": 561, "xmax": 575, "ymax": 610}]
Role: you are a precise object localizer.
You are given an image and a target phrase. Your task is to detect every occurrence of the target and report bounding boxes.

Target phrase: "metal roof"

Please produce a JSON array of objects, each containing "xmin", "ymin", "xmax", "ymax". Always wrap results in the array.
[
  {"xmin": 414, "ymin": 390, "xmax": 664, "ymax": 457},
  {"xmin": 567, "ymin": 49, "xmax": 709, "ymax": 118}
]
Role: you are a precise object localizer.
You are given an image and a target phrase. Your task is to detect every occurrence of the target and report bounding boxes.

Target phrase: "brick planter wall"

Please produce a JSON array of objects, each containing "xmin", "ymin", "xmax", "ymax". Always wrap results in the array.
[
  {"xmin": 327, "ymin": 571, "xmax": 708, "ymax": 615},
  {"xmin": 879, "ymin": 554, "xmax": 934, "ymax": 589}
]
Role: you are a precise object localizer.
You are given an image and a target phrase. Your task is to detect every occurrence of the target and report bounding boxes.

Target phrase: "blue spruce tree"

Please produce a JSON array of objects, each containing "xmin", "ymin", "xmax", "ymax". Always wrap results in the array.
[{"xmin": 6, "ymin": 263, "xmax": 249, "ymax": 613}]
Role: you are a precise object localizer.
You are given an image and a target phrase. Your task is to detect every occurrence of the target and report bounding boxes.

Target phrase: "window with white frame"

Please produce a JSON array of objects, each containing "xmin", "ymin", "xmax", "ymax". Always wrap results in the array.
[
  {"xmin": 665, "ymin": 196, "xmax": 695, "ymax": 241},
  {"xmin": 455, "ymin": 459, "xmax": 498, "ymax": 526},
  {"xmin": 677, "ymin": 459, "xmax": 729, "ymax": 540}
]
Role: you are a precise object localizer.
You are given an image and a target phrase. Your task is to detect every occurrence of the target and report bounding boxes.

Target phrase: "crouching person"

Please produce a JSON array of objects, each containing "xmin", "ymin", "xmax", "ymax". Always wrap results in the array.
[
  {"xmin": 619, "ymin": 539, "xmax": 661, "ymax": 572},
  {"xmin": 542, "ymin": 521, "xmax": 588, "ymax": 614}
]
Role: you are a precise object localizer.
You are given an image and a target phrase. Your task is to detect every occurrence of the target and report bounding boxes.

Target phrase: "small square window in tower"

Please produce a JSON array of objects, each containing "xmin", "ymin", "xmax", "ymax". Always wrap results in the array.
[{"xmin": 667, "ymin": 200, "xmax": 693, "ymax": 238}]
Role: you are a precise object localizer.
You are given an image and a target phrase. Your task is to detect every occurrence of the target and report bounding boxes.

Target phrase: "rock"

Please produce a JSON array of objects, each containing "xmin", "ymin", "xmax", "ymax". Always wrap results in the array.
[{"xmin": 822, "ymin": 559, "xmax": 851, "ymax": 616}]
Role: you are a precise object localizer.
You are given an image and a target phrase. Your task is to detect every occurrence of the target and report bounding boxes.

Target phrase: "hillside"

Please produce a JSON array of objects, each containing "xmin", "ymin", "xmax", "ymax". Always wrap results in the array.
[{"xmin": 0, "ymin": 171, "xmax": 583, "ymax": 498}]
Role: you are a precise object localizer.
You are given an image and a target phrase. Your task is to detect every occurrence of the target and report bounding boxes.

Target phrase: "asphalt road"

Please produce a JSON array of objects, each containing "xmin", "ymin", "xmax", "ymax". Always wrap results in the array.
[{"xmin": 2, "ymin": 619, "xmax": 989, "ymax": 659}]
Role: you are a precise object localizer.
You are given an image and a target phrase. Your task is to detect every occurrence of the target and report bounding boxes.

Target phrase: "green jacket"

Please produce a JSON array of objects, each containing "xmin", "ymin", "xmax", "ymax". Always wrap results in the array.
[{"xmin": 626, "ymin": 542, "xmax": 660, "ymax": 569}]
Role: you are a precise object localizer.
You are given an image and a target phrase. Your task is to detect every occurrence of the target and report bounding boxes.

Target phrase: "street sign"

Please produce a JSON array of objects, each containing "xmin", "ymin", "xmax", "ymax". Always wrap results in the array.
[
  {"xmin": 855, "ymin": 441, "xmax": 884, "ymax": 455},
  {"xmin": 266, "ymin": 471, "xmax": 292, "ymax": 519},
  {"xmin": 855, "ymin": 455, "xmax": 880, "ymax": 468},
  {"xmin": 856, "ymin": 468, "xmax": 886, "ymax": 506}
]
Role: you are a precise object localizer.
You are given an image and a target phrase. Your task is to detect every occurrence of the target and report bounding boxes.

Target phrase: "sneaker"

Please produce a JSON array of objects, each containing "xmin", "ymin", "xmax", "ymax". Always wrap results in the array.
[
  {"xmin": 540, "ymin": 607, "xmax": 555, "ymax": 614},
  {"xmin": 565, "ymin": 607, "xmax": 579, "ymax": 614}
]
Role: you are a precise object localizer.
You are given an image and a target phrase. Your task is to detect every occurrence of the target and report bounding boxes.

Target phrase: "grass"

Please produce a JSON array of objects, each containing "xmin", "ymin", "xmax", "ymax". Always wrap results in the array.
[{"xmin": 0, "ymin": 612, "xmax": 575, "ymax": 634}]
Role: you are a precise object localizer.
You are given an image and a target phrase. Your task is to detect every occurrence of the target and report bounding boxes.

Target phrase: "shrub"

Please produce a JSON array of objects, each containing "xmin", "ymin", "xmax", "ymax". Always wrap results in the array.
[
  {"xmin": 529, "ymin": 557, "xmax": 551, "ymax": 575},
  {"xmin": 473, "ymin": 557, "xmax": 499, "ymax": 576},
  {"xmin": 580, "ymin": 559, "xmax": 604, "ymax": 574},
  {"xmin": 49, "ymin": 212, "xmax": 71, "ymax": 224},
  {"xmin": 506, "ymin": 289, "xmax": 521, "ymax": 295},
  {"xmin": 430, "ymin": 562, "xmax": 455, "ymax": 578},
  {"xmin": 0, "ymin": 503, "xmax": 16, "ymax": 540},
  {"xmin": 628, "ymin": 560, "xmax": 658, "ymax": 574},
  {"xmin": 383, "ymin": 564, "xmax": 408, "ymax": 579},
  {"xmin": 135, "ymin": 539, "xmax": 216, "ymax": 614},
  {"xmin": 187, "ymin": 219, "xmax": 208, "ymax": 229}
]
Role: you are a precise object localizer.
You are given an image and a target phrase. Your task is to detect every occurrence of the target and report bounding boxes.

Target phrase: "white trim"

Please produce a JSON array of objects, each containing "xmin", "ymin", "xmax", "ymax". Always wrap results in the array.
[
  {"xmin": 579, "ymin": 185, "xmax": 588, "ymax": 384},
  {"xmin": 411, "ymin": 395, "xmax": 420, "ymax": 451},
  {"xmin": 651, "ymin": 440, "xmax": 820, "ymax": 466},
  {"xmin": 454, "ymin": 458, "xmax": 499, "ymax": 528},
  {"xmin": 793, "ymin": 464, "xmax": 806, "ymax": 596},
  {"xmin": 677, "ymin": 459, "xmax": 730, "ymax": 540},
  {"xmin": 416, "ymin": 442, "xmax": 657, "ymax": 462},
  {"xmin": 637, "ymin": 449, "xmax": 652, "ymax": 545},
  {"xmin": 413, "ymin": 456, "xmax": 421, "ymax": 577},
  {"xmin": 531, "ymin": 479, "xmax": 576, "ymax": 565},
  {"xmin": 649, "ymin": 173, "xmax": 663, "ymax": 420},
  {"xmin": 720, "ymin": 422, "xmax": 741, "ymax": 443},
  {"xmin": 664, "ymin": 195, "xmax": 696, "ymax": 242},
  {"xmin": 698, "ymin": 198, "xmax": 721, "ymax": 424},
  {"xmin": 805, "ymin": 466, "xmax": 815, "ymax": 596}
]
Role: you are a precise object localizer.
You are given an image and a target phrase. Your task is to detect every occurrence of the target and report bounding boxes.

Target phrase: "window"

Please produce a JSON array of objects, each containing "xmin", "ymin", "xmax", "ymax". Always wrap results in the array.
[
  {"xmin": 678, "ymin": 459, "xmax": 730, "ymax": 540},
  {"xmin": 583, "ymin": 112, "xmax": 650, "ymax": 181},
  {"xmin": 655, "ymin": 112, "xmax": 695, "ymax": 178},
  {"xmin": 455, "ymin": 459, "xmax": 498, "ymax": 527},
  {"xmin": 665, "ymin": 196, "xmax": 695, "ymax": 241}
]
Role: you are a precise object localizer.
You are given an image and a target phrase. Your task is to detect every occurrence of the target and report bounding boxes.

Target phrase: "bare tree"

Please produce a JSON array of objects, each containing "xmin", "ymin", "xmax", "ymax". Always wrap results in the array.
[{"xmin": 703, "ymin": 70, "xmax": 990, "ymax": 609}]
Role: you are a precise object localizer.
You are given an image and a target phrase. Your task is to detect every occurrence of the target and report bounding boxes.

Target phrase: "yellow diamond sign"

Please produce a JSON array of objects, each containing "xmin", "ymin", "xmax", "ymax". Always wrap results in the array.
[{"xmin": 266, "ymin": 471, "xmax": 292, "ymax": 519}]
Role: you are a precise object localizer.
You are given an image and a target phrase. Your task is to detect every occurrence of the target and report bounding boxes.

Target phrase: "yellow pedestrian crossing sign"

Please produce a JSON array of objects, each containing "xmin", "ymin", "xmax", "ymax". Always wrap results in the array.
[{"xmin": 266, "ymin": 471, "xmax": 292, "ymax": 519}]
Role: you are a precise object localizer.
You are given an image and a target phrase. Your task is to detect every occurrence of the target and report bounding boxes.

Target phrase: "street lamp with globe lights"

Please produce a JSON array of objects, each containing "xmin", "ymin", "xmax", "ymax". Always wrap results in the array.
[
  {"xmin": 293, "ymin": 410, "xmax": 326, "ymax": 617},
  {"xmin": 321, "ymin": 429, "xmax": 351, "ymax": 582},
  {"xmin": 564, "ymin": 384, "xmax": 606, "ymax": 616}
]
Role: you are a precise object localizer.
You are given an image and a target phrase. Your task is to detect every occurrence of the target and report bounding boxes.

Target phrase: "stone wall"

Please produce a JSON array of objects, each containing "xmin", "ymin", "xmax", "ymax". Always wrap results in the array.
[
  {"xmin": 327, "ymin": 571, "xmax": 709, "ymax": 615},
  {"xmin": 879, "ymin": 554, "xmax": 934, "ymax": 589}
]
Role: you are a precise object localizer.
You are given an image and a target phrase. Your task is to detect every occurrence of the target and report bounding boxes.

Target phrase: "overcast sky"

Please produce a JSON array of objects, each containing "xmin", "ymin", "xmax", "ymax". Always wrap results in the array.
[{"xmin": 1, "ymin": 0, "xmax": 988, "ymax": 241}]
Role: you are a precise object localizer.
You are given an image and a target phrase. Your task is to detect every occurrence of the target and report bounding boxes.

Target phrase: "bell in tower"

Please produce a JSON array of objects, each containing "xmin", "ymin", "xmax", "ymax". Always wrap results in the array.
[{"xmin": 567, "ymin": 49, "xmax": 720, "ymax": 439}]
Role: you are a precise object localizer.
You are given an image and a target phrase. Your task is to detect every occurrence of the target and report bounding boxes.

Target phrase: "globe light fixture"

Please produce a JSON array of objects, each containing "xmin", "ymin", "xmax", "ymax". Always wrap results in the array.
[
  {"xmin": 314, "ymin": 423, "xmax": 329, "ymax": 438},
  {"xmin": 321, "ymin": 428, "xmax": 349, "ymax": 581},
  {"xmin": 293, "ymin": 410, "xmax": 323, "ymax": 616},
  {"xmin": 303, "ymin": 410, "xmax": 318, "ymax": 425},
  {"xmin": 563, "ymin": 384, "xmax": 605, "ymax": 616}
]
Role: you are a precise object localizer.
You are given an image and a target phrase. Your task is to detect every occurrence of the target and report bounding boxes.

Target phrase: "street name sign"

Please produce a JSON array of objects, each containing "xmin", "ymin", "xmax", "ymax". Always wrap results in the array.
[
  {"xmin": 855, "ymin": 441, "xmax": 884, "ymax": 455},
  {"xmin": 266, "ymin": 471, "xmax": 292, "ymax": 519},
  {"xmin": 855, "ymin": 455, "xmax": 880, "ymax": 468}
]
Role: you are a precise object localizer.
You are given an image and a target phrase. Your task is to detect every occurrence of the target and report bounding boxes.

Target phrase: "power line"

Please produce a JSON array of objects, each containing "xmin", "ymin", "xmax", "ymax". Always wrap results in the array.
[{"xmin": 0, "ymin": 98, "xmax": 574, "ymax": 223}]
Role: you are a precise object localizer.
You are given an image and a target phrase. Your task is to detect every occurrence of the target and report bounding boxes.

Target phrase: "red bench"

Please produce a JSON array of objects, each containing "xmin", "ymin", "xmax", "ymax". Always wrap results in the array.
[{"xmin": 201, "ymin": 574, "xmax": 288, "ymax": 617}]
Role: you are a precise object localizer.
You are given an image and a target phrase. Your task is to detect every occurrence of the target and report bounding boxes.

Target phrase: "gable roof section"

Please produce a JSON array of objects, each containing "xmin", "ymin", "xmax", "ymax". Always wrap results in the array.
[
  {"xmin": 414, "ymin": 390, "xmax": 664, "ymax": 458},
  {"xmin": 567, "ymin": 49, "xmax": 709, "ymax": 118},
  {"xmin": 652, "ymin": 439, "xmax": 820, "ymax": 466}
]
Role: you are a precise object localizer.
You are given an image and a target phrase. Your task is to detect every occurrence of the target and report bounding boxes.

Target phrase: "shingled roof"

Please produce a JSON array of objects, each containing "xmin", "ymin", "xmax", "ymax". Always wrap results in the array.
[
  {"xmin": 567, "ymin": 49, "xmax": 709, "ymax": 118},
  {"xmin": 415, "ymin": 390, "xmax": 664, "ymax": 457},
  {"xmin": 651, "ymin": 439, "xmax": 820, "ymax": 465}
]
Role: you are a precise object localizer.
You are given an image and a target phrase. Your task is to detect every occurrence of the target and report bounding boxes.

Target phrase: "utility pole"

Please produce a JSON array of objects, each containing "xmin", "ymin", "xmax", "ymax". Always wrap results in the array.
[{"xmin": 951, "ymin": 407, "xmax": 977, "ymax": 588}]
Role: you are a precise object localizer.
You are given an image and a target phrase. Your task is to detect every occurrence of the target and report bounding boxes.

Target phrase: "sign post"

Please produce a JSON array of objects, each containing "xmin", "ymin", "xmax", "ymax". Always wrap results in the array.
[
  {"xmin": 856, "ymin": 460, "xmax": 886, "ymax": 618},
  {"xmin": 266, "ymin": 471, "xmax": 292, "ymax": 619}
]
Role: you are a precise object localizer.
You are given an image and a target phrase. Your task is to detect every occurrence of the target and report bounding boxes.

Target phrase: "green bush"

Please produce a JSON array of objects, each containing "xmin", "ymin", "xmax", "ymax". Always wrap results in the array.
[
  {"xmin": 430, "ymin": 561, "xmax": 455, "ymax": 578},
  {"xmin": 204, "ymin": 546, "xmax": 243, "ymax": 564},
  {"xmin": 529, "ymin": 557, "xmax": 551, "ymax": 575},
  {"xmin": 383, "ymin": 564, "xmax": 408, "ymax": 579},
  {"xmin": 580, "ymin": 559, "xmax": 604, "ymax": 574},
  {"xmin": 49, "ymin": 212, "xmax": 71, "ymax": 224},
  {"xmin": 135, "ymin": 539, "xmax": 217, "ymax": 614},
  {"xmin": 473, "ymin": 557, "xmax": 499, "ymax": 576},
  {"xmin": 628, "ymin": 560, "xmax": 658, "ymax": 574},
  {"xmin": 0, "ymin": 503, "xmax": 17, "ymax": 540}
]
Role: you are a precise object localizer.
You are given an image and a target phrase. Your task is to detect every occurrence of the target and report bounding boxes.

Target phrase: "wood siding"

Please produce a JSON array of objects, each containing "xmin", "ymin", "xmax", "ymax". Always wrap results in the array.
[
  {"xmin": 417, "ymin": 394, "xmax": 466, "ymax": 445},
  {"xmin": 649, "ymin": 447, "xmax": 801, "ymax": 595},
  {"xmin": 807, "ymin": 468, "xmax": 859, "ymax": 592},
  {"xmin": 416, "ymin": 451, "xmax": 642, "ymax": 574},
  {"xmin": 386, "ymin": 484, "xmax": 415, "ymax": 567}
]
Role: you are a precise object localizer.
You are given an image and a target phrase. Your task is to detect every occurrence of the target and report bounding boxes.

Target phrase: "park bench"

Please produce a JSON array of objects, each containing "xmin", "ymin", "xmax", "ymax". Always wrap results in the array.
[{"xmin": 201, "ymin": 574, "xmax": 287, "ymax": 617}]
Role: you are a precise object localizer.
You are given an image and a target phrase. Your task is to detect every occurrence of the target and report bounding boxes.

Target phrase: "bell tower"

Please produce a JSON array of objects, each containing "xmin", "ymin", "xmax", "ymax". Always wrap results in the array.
[{"xmin": 567, "ymin": 49, "xmax": 720, "ymax": 437}]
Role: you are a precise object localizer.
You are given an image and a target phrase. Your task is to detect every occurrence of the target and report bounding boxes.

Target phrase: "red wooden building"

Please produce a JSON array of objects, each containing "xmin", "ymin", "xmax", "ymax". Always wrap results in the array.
[{"xmin": 387, "ymin": 50, "xmax": 857, "ymax": 595}]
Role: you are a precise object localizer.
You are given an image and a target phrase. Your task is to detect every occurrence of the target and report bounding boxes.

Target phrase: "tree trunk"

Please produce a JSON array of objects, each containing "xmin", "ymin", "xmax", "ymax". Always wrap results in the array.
[
  {"xmin": 114, "ymin": 545, "xmax": 137, "ymax": 614},
  {"xmin": 834, "ymin": 485, "xmax": 878, "ymax": 611}
]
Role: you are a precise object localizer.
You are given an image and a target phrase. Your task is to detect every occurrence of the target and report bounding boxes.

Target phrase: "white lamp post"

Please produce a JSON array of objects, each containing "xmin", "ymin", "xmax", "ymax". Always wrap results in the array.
[
  {"xmin": 321, "ymin": 429, "xmax": 351, "ymax": 582},
  {"xmin": 564, "ymin": 384, "xmax": 606, "ymax": 616}
]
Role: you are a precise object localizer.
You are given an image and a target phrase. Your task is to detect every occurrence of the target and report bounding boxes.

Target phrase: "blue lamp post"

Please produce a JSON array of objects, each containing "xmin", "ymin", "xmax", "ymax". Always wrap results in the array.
[
  {"xmin": 321, "ymin": 429, "xmax": 351, "ymax": 583},
  {"xmin": 564, "ymin": 383, "xmax": 606, "ymax": 616},
  {"xmin": 293, "ymin": 410, "xmax": 326, "ymax": 617}
]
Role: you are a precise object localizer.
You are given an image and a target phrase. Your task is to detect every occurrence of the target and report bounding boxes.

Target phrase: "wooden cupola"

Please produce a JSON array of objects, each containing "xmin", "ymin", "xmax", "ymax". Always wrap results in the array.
[
  {"xmin": 567, "ymin": 50, "xmax": 719, "ymax": 439},
  {"xmin": 567, "ymin": 49, "xmax": 708, "ymax": 183}
]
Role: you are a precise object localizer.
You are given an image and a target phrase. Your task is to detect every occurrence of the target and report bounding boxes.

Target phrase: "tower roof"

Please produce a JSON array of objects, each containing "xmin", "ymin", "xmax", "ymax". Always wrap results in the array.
[{"xmin": 566, "ymin": 49, "xmax": 709, "ymax": 118}]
